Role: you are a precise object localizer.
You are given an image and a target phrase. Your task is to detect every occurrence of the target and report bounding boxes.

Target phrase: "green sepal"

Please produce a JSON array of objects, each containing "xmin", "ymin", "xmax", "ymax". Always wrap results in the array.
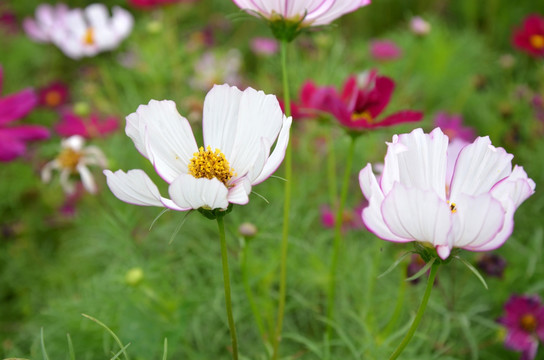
[
  {"xmin": 412, "ymin": 242, "xmax": 460, "ymax": 265},
  {"xmin": 268, "ymin": 14, "xmax": 306, "ymax": 42},
  {"xmin": 198, "ymin": 203, "xmax": 233, "ymax": 220}
]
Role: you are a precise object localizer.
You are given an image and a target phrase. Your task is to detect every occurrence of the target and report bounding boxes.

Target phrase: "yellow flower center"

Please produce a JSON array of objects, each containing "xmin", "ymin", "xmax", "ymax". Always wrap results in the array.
[
  {"xmin": 58, "ymin": 148, "xmax": 83, "ymax": 171},
  {"xmin": 45, "ymin": 91, "xmax": 62, "ymax": 107},
  {"xmin": 351, "ymin": 110, "xmax": 373, "ymax": 123},
  {"xmin": 530, "ymin": 34, "xmax": 544, "ymax": 50},
  {"xmin": 520, "ymin": 314, "xmax": 537, "ymax": 332},
  {"xmin": 448, "ymin": 201, "xmax": 457, "ymax": 213},
  {"xmin": 83, "ymin": 28, "xmax": 95, "ymax": 45},
  {"xmin": 188, "ymin": 146, "xmax": 234, "ymax": 186}
]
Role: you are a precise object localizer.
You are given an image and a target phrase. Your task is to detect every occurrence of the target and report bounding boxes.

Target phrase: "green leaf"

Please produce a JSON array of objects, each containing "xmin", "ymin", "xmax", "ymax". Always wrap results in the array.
[
  {"xmin": 405, "ymin": 257, "xmax": 436, "ymax": 282},
  {"xmin": 454, "ymin": 256, "xmax": 488, "ymax": 290},
  {"xmin": 377, "ymin": 252, "xmax": 413, "ymax": 279}
]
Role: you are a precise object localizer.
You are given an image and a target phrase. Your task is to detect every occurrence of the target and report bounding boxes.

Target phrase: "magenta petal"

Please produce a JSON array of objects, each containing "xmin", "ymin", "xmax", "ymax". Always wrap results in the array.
[
  {"xmin": 55, "ymin": 112, "xmax": 87, "ymax": 137},
  {"xmin": 0, "ymin": 135, "xmax": 26, "ymax": 162},
  {"xmin": 366, "ymin": 76, "xmax": 395, "ymax": 117},
  {"xmin": 1, "ymin": 125, "xmax": 50, "ymax": 140},
  {"xmin": 0, "ymin": 88, "xmax": 38, "ymax": 125},
  {"xmin": 373, "ymin": 110, "xmax": 424, "ymax": 128}
]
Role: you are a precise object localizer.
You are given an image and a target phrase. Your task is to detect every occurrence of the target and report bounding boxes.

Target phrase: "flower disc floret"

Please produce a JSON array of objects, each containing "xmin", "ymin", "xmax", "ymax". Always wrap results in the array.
[{"xmin": 189, "ymin": 146, "xmax": 234, "ymax": 186}]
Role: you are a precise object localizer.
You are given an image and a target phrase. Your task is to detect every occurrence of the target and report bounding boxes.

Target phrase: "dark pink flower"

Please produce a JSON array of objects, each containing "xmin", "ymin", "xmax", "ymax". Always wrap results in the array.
[
  {"xmin": 512, "ymin": 14, "xmax": 544, "ymax": 58},
  {"xmin": 38, "ymin": 82, "xmax": 69, "ymax": 109},
  {"xmin": 498, "ymin": 295, "xmax": 544, "ymax": 360},
  {"xmin": 369, "ymin": 40, "xmax": 402, "ymax": 61},
  {"xmin": 128, "ymin": 0, "xmax": 197, "ymax": 9},
  {"xmin": 302, "ymin": 70, "xmax": 423, "ymax": 130},
  {"xmin": 0, "ymin": 4, "xmax": 17, "ymax": 34},
  {"xmin": 0, "ymin": 66, "xmax": 49, "ymax": 162},
  {"xmin": 55, "ymin": 111, "xmax": 118, "ymax": 138},
  {"xmin": 280, "ymin": 81, "xmax": 337, "ymax": 121},
  {"xmin": 433, "ymin": 112, "xmax": 476, "ymax": 142},
  {"xmin": 320, "ymin": 202, "xmax": 366, "ymax": 231},
  {"xmin": 476, "ymin": 253, "xmax": 507, "ymax": 278},
  {"xmin": 533, "ymin": 95, "xmax": 544, "ymax": 123}
]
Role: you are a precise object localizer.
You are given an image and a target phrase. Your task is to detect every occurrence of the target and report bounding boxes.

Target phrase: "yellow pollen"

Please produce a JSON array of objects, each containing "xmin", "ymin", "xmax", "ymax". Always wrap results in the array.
[
  {"xmin": 45, "ymin": 91, "xmax": 62, "ymax": 107},
  {"xmin": 188, "ymin": 146, "xmax": 234, "ymax": 186},
  {"xmin": 351, "ymin": 110, "xmax": 373, "ymax": 123},
  {"xmin": 83, "ymin": 28, "xmax": 95, "ymax": 45},
  {"xmin": 530, "ymin": 34, "xmax": 544, "ymax": 50},
  {"xmin": 57, "ymin": 148, "xmax": 83, "ymax": 171},
  {"xmin": 449, "ymin": 202, "xmax": 457, "ymax": 213},
  {"xmin": 520, "ymin": 314, "xmax": 537, "ymax": 332}
]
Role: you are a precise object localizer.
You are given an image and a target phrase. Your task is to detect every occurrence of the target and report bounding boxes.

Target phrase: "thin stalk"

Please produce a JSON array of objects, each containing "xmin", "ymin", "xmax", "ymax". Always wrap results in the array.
[
  {"xmin": 326, "ymin": 135, "xmax": 357, "ymax": 340},
  {"xmin": 325, "ymin": 130, "xmax": 338, "ymax": 209},
  {"xmin": 388, "ymin": 263, "xmax": 439, "ymax": 360},
  {"xmin": 272, "ymin": 39, "xmax": 292, "ymax": 360},
  {"xmin": 217, "ymin": 217, "xmax": 239, "ymax": 360}
]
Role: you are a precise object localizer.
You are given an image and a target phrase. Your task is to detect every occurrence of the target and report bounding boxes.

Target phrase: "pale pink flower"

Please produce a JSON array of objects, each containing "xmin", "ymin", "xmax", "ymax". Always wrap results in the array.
[
  {"xmin": 369, "ymin": 40, "xmax": 402, "ymax": 61},
  {"xmin": 409, "ymin": 16, "xmax": 430, "ymax": 36},
  {"xmin": 250, "ymin": 37, "xmax": 279, "ymax": 56},
  {"xmin": 24, "ymin": 3, "xmax": 133, "ymax": 59},
  {"xmin": 359, "ymin": 128, "xmax": 535, "ymax": 260},
  {"xmin": 104, "ymin": 84, "xmax": 292, "ymax": 211},
  {"xmin": 232, "ymin": 0, "xmax": 371, "ymax": 27}
]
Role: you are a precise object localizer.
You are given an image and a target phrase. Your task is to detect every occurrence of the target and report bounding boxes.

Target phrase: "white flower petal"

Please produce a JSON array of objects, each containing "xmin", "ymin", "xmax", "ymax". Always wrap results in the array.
[
  {"xmin": 450, "ymin": 193, "xmax": 506, "ymax": 249},
  {"xmin": 227, "ymin": 177, "xmax": 252, "ymax": 205},
  {"xmin": 449, "ymin": 136, "xmax": 514, "ymax": 199},
  {"xmin": 133, "ymin": 100, "xmax": 198, "ymax": 183},
  {"xmin": 252, "ymin": 116, "xmax": 292, "ymax": 185},
  {"xmin": 111, "ymin": 6, "xmax": 133, "ymax": 39},
  {"xmin": 466, "ymin": 200, "xmax": 514, "ymax": 252},
  {"xmin": 359, "ymin": 164, "xmax": 410, "ymax": 243},
  {"xmin": 77, "ymin": 164, "xmax": 97, "ymax": 194},
  {"xmin": 104, "ymin": 169, "xmax": 169, "ymax": 207},
  {"xmin": 381, "ymin": 182, "xmax": 452, "ymax": 252},
  {"xmin": 168, "ymin": 174, "xmax": 229, "ymax": 210},
  {"xmin": 491, "ymin": 165, "xmax": 536, "ymax": 209}
]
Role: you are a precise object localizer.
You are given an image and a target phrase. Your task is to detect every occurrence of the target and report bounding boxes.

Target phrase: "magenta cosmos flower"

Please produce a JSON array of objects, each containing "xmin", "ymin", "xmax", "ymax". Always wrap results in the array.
[
  {"xmin": 499, "ymin": 295, "xmax": 544, "ymax": 360},
  {"xmin": 55, "ymin": 110, "xmax": 118, "ymax": 138},
  {"xmin": 24, "ymin": 3, "xmax": 133, "ymax": 59},
  {"xmin": 104, "ymin": 84, "xmax": 292, "ymax": 211},
  {"xmin": 0, "ymin": 66, "xmax": 49, "ymax": 162},
  {"xmin": 369, "ymin": 40, "xmax": 402, "ymax": 61},
  {"xmin": 433, "ymin": 112, "xmax": 476, "ymax": 142},
  {"xmin": 38, "ymin": 81, "xmax": 69, "ymax": 109},
  {"xmin": 128, "ymin": 0, "xmax": 197, "ymax": 9},
  {"xmin": 512, "ymin": 14, "xmax": 544, "ymax": 58},
  {"xmin": 359, "ymin": 128, "xmax": 535, "ymax": 260},
  {"xmin": 233, "ymin": 0, "xmax": 370, "ymax": 39},
  {"xmin": 301, "ymin": 70, "xmax": 423, "ymax": 129}
]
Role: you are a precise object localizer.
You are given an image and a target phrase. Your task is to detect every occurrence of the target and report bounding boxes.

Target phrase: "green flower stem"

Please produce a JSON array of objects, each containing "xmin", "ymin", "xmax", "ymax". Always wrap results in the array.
[
  {"xmin": 326, "ymin": 134, "xmax": 357, "ymax": 340},
  {"xmin": 217, "ymin": 217, "xmax": 239, "ymax": 360},
  {"xmin": 326, "ymin": 130, "xmax": 338, "ymax": 210},
  {"xmin": 388, "ymin": 262, "xmax": 439, "ymax": 360},
  {"xmin": 272, "ymin": 39, "xmax": 292, "ymax": 360}
]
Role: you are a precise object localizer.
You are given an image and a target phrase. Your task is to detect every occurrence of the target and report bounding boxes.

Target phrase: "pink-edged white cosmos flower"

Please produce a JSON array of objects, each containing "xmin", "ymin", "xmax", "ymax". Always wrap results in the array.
[
  {"xmin": 24, "ymin": 3, "xmax": 133, "ymax": 59},
  {"xmin": 359, "ymin": 128, "xmax": 535, "ymax": 260},
  {"xmin": 104, "ymin": 84, "xmax": 292, "ymax": 211},
  {"xmin": 233, "ymin": 0, "xmax": 370, "ymax": 27},
  {"xmin": 42, "ymin": 135, "xmax": 108, "ymax": 195}
]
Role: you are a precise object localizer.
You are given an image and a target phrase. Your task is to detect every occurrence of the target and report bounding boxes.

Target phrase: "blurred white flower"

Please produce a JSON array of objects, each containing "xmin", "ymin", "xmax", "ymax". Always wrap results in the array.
[
  {"xmin": 191, "ymin": 50, "xmax": 242, "ymax": 91},
  {"xmin": 409, "ymin": 16, "xmax": 431, "ymax": 36},
  {"xmin": 42, "ymin": 135, "xmax": 108, "ymax": 195},
  {"xmin": 24, "ymin": 3, "xmax": 133, "ymax": 59},
  {"xmin": 104, "ymin": 84, "xmax": 292, "ymax": 211},
  {"xmin": 359, "ymin": 128, "xmax": 535, "ymax": 260}
]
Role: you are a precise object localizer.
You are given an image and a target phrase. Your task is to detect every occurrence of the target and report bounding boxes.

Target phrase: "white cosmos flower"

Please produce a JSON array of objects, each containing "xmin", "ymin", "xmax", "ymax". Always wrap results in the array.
[
  {"xmin": 42, "ymin": 135, "xmax": 108, "ymax": 195},
  {"xmin": 359, "ymin": 128, "xmax": 535, "ymax": 260},
  {"xmin": 232, "ymin": 0, "xmax": 371, "ymax": 27},
  {"xmin": 104, "ymin": 84, "xmax": 292, "ymax": 211},
  {"xmin": 24, "ymin": 3, "xmax": 133, "ymax": 59}
]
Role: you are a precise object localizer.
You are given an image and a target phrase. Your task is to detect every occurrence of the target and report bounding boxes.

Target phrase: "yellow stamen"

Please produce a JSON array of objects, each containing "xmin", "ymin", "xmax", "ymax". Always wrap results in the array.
[
  {"xmin": 83, "ymin": 28, "xmax": 94, "ymax": 45},
  {"xmin": 188, "ymin": 146, "xmax": 234, "ymax": 186},
  {"xmin": 57, "ymin": 148, "xmax": 83, "ymax": 171},
  {"xmin": 351, "ymin": 110, "xmax": 373, "ymax": 123},
  {"xmin": 530, "ymin": 34, "xmax": 544, "ymax": 50},
  {"xmin": 520, "ymin": 314, "xmax": 537, "ymax": 332},
  {"xmin": 45, "ymin": 91, "xmax": 62, "ymax": 107},
  {"xmin": 448, "ymin": 202, "xmax": 457, "ymax": 213}
]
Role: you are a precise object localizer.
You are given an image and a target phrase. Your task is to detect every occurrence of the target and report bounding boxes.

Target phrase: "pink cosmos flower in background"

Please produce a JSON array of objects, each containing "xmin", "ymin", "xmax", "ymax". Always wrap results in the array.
[
  {"xmin": 512, "ymin": 14, "xmax": 544, "ymax": 58},
  {"xmin": 410, "ymin": 16, "xmax": 431, "ymax": 36},
  {"xmin": 104, "ymin": 84, "xmax": 292, "ymax": 211},
  {"xmin": 498, "ymin": 295, "xmax": 544, "ymax": 360},
  {"xmin": 128, "ymin": 0, "xmax": 197, "ymax": 9},
  {"xmin": 359, "ymin": 128, "xmax": 535, "ymax": 260},
  {"xmin": 24, "ymin": 3, "xmax": 133, "ymax": 59},
  {"xmin": 476, "ymin": 253, "xmax": 507, "ymax": 278},
  {"xmin": 320, "ymin": 203, "xmax": 365, "ymax": 231},
  {"xmin": 42, "ymin": 135, "xmax": 108, "ymax": 195},
  {"xmin": 55, "ymin": 111, "xmax": 118, "ymax": 138},
  {"xmin": 190, "ymin": 50, "xmax": 242, "ymax": 91},
  {"xmin": 533, "ymin": 95, "xmax": 544, "ymax": 123},
  {"xmin": 0, "ymin": 2, "xmax": 17, "ymax": 34},
  {"xmin": 0, "ymin": 66, "xmax": 50, "ymax": 162},
  {"xmin": 369, "ymin": 40, "xmax": 402, "ymax": 61},
  {"xmin": 301, "ymin": 70, "xmax": 423, "ymax": 129},
  {"xmin": 232, "ymin": 0, "xmax": 371, "ymax": 27},
  {"xmin": 250, "ymin": 37, "xmax": 279, "ymax": 56},
  {"xmin": 433, "ymin": 112, "xmax": 476, "ymax": 142},
  {"xmin": 38, "ymin": 82, "xmax": 70, "ymax": 109}
]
